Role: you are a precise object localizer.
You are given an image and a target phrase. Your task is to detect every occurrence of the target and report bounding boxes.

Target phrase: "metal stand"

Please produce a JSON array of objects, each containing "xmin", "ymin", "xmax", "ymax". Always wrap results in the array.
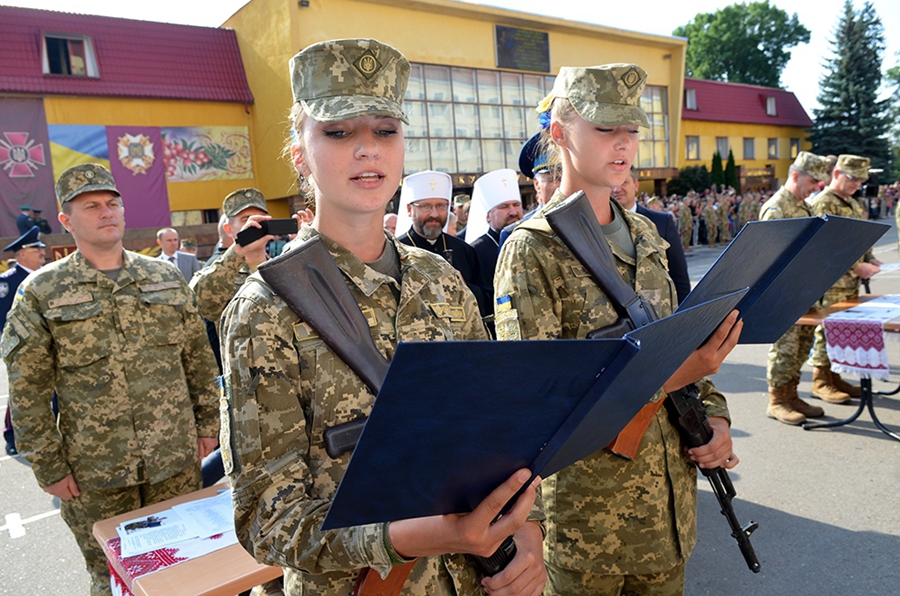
[{"xmin": 802, "ymin": 378, "xmax": 900, "ymax": 441}]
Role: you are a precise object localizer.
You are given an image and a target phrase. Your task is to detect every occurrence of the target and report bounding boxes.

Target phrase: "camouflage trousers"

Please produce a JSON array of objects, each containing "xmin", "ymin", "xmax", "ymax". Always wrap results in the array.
[
  {"xmin": 544, "ymin": 558, "xmax": 685, "ymax": 596},
  {"xmin": 60, "ymin": 463, "xmax": 201, "ymax": 596},
  {"xmin": 809, "ymin": 287, "xmax": 860, "ymax": 368},
  {"xmin": 680, "ymin": 229, "xmax": 692, "ymax": 250},
  {"xmin": 705, "ymin": 222, "xmax": 717, "ymax": 245},
  {"xmin": 767, "ymin": 323, "xmax": 816, "ymax": 387},
  {"xmin": 718, "ymin": 223, "xmax": 730, "ymax": 243}
]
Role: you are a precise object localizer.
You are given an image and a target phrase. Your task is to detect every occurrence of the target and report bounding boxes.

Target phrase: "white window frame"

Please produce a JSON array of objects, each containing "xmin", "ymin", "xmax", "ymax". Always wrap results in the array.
[{"xmin": 42, "ymin": 32, "xmax": 99, "ymax": 77}]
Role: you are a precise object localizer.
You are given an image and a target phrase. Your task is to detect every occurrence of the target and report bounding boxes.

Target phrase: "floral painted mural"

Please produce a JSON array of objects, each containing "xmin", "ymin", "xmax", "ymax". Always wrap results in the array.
[{"xmin": 161, "ymin": 126, "xmax": 252, "ymax": 182}]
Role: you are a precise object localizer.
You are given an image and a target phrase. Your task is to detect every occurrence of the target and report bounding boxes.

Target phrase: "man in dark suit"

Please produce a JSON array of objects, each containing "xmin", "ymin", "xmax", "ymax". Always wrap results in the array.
[
  {"xmin": 156, "ymin": 227, "xmax": 201, "ymax": 281},
  {"xmin": 1, "ymin": 225, "xmax": 47, "ymax": 455},
  {"xmin": 16, "ymin": 205, "xmax": 34, "ymax": 235},
  {"xmin": 612, "ymin": 167, "xmax": 691, "ymax": 304},
  {"xmin": 396, "ymin": 170, "xmax": 492, "ymax": 319}
]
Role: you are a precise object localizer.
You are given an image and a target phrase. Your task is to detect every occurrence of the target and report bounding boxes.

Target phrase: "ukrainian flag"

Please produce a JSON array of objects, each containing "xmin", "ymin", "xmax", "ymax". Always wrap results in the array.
[{"xmin": 48, "ymin": 125, "xmax": 110, "ymax": 179}]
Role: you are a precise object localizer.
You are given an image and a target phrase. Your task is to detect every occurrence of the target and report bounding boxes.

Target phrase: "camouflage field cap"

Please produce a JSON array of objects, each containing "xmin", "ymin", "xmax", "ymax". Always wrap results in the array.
[
  {"xmin": 55, "ymin": 163, "xmax": 120, "ymax": 207},
  {"xmin": 836, "ymin": 154, "xmax": 871, "ymax": 181},
  {"xmin": 550, "ymin": 64, "xmax": 650, "ymax": 128},
  {"xmin": 453, "ymin": 193, "xmax": 471, "ymax": 207},
  {"xmin": 222, "ymin": 188, "xmax": 268, "ymax": 218},
  {"xmin": 289, "ymin": 38, "xmax": 410, "ymax": 124},
  {"xmin": 180, "ymin": 238, "xmax": 198, "ymax": 249},
  {"xmin": 793, "ymin": 151, "xmax": 829, "ymax": 182}
]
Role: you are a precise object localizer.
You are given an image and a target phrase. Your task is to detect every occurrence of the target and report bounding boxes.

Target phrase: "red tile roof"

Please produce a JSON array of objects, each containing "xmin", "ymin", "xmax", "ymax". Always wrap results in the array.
[
  {"xmin": 682, "ymin": 78, "xmax": 811, "ymax": 128},
  {"xmin": 0, "ymin": 6, "xmax": 253, "ymax": 104}
]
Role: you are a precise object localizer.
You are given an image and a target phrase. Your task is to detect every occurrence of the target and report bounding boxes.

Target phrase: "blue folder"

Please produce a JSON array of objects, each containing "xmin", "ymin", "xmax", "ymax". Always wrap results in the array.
[
  {"xmin": 322, "ymin": 289, "xmax": 745, "ymax": 530},
  {"xmin": 678, "ymin": 215, "xmax": 889, "ymax": 344}
]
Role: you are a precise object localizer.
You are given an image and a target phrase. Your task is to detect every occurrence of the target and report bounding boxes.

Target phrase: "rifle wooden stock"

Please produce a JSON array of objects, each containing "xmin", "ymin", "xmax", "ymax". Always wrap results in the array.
[
  {"xmin": 604, "ymin": 400, "xmax": 665, "ymax": 460},
  {"xmin": 353, "ymin": 561, "xmax": 417, "ymax": 596}
]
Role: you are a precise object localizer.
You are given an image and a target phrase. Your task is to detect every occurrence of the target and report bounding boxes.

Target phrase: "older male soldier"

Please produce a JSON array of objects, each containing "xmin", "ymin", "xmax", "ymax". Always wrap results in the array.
[
  {"xmin": 807, "ymin": 155, "xmax": 881, "ymax": 404},
  {"xmin": 190, "ymin": 188, "xmax": 273, "ymax": 331},
  {"xmin": 156, "ymin": 227, "xmax": 201, "ymax": 282},
  {"xmin": 396, "ymin": 170, "xmax": 492, "ymax": 318},
  {"xmin": 760, "ymin": 152, "xmax": 831, "ymax": 424},
  {"xmin": 1, "ymin": 225, "xmax": 47, "ymax": 456},
  {"xmin": 499, "ymin": 131, "xmax": 561, "ymax": 247},
  {"xmin": 466, "ymin": 168, "xmax": 524, "ymax": 296},
  {"xmin": 613, "ymin": 166, "xmax": 691, "ymax": 304},
  {"xmin": 2, "ymin": 163, "xmax": 218, "ymax": 596}
]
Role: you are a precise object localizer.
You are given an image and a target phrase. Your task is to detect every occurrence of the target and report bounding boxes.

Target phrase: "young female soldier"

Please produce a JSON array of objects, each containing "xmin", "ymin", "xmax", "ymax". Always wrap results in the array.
[
  {"xmin": 494, "ymin": 64, "xmax": 742, "ymax": 596},
  {"xmin": 220, "ymin": 39, "xmax": 545, "ymax": 596}
]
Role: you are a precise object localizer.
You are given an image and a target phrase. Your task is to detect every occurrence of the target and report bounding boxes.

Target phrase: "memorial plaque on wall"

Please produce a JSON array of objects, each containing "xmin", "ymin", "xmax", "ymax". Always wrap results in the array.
[{"xmin": 495, "ymin": 25, "xmax": 550, "ymax": 73}]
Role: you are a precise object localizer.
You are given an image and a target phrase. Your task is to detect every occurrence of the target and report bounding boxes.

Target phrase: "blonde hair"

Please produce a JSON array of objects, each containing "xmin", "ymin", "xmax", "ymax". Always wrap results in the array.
[
  {"xmin": 537, "ymin": 98, "xmax": 579, "ymax": 168},
  {"xmin": 284, "ymin": 103, "xmax": 315, "ymax": 210}
]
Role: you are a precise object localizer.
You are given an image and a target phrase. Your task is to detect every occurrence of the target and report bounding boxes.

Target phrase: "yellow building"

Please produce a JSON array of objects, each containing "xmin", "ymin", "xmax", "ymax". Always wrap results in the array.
[
  {"xmin": 224, "ymin": 0, "xmax": 688, "ymax": 210},
  {"xmin": 0, "ymin": 5, "xmax": 260, "ymax": 236},
  {"xmin": 680, "ymin": 78, "xmax": 813, "ymax": 192}
]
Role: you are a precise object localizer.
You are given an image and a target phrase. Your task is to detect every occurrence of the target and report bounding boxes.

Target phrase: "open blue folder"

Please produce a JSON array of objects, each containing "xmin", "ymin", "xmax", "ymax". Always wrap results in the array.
[
  {"xmin": 678, "ymin": 215, "xmax": 889, "ymax": 344},
  {"xmin": 322, "ymin": 289, "xmax": 745, "ymax": 530}
]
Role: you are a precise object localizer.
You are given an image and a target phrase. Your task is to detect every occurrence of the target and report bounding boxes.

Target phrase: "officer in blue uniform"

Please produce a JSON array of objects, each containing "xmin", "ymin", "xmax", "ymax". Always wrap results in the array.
[{"xmin": 2, "ymin": 225, "xmax": 47, "ymax": 455}]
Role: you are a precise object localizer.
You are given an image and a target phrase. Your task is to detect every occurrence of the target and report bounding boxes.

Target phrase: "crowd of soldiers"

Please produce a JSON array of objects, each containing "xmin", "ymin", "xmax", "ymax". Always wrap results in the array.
[{"xmin": 0, "ymin": 34, "xmax": 890, "ymax": 596}]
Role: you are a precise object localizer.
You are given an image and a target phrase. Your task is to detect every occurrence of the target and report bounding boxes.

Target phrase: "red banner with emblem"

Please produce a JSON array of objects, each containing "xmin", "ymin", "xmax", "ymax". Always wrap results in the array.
[
  {"xmin": 0, "ymin": 98, "xmax": 58, "ymax": 238},
  {"xmin": 105, "ymin": 126, "xmax": 171, "ymax": 230}
]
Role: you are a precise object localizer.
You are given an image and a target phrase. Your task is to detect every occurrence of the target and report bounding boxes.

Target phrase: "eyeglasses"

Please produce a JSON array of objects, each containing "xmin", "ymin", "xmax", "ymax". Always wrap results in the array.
[
  {"xmin": 844, "ymin": 173, "xmax": 861, "ymax": 183},
  {"xmin": 410, "ymin": 202, "xmax": 449, "ymax": 213}
]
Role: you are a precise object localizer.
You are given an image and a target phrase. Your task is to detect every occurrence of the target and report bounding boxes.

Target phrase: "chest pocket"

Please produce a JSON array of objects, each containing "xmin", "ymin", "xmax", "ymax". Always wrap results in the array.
[
  {"xmin": 139, "ymin": 290, "xmax": 187, "ymax": 346},
  {"xmin": 45, "ymin": 301, "xmax": 109, "ymax": 369}
]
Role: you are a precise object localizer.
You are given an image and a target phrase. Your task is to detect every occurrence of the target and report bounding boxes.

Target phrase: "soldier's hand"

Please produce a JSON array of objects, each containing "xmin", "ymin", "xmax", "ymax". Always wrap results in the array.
[
  {"xmin": 43, "ymin": 474, "xmax": 80, "ymax": 501},
  {"xmin": 688, "ymin": 417, "xmax": 739, "ymax": 470},
  {"xmin": 198, "ymin": 437, "xmax": 218, "ymax": 460},
  {"xmin": 388, "ymin": 468, "xmax": 540, "ymax": 559},
  {"xmin": 233, "ymin": 214, "xmax": 273, "ymax": 265},
  {"xmin": 481, "ymin": 520, "xmax": 546, "ymax": 596},
  {"xmin": 855, "ymin": 262, "xmax": 880, "ymax": 279},
  {"xmin": 663, "ymin": 310, "xmax": 742, "ymax": 393},
  {"xmin": 291, "ymin": 209, "xmax": 314, "ymax": 240}
]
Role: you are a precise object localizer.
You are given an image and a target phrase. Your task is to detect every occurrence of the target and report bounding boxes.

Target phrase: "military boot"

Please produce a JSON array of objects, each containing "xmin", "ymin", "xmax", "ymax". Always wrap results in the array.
[
  {"xmin": 831, "ymin": 372, "xmax": 861, "ymax": 397},
  {"xmin": 766, "ymin": 384, "xmax": 806, "ymax": 425},
  {"xmin": 786, "ymin": 379, "xmax": 824, "ymax": 418},
  {"xmin": 811, "ymin": 367, "xmax": 851, "ymax": 404}
]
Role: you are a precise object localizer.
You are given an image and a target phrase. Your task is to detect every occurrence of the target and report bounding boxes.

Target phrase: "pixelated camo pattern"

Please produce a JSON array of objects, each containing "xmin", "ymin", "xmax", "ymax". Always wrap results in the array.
[
  {"xmin": 810, "ymin": 188, "xmax": 869, "ymax": 289},
  {"xmin": 551, "ymin": 64, "xmax": 650, "ymax": 128},
  {"xmin": 189, "ymin": 246, "xmax": 252, "ymax": 328},
  {"xmin": 495, "ymin": 191, "xmax": 730, "ymax": 575},
  {"xmin": 220, "ymin": 225, "xmax": 528, "ymax": 595},
  {"xmin": 759, "ymin": 186, "xmax": 812, "ymax": 221},
  {"xmin": 1, "ymin": 250, "xmax": 218, "ymax": 490}
]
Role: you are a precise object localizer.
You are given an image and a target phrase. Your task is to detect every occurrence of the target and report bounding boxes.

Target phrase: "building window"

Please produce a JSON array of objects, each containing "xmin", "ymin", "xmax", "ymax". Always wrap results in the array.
[
  {"xmin": 767, "ymin": 138, "xmax": 779, "ymax": 159},
  {"xmin": 404, "ymin": 63, "xmax": 555, "ymax": 175},
  {"xmin": 685, "ymin": 88, "xmax": 697, "ymax": 110},
  {"xmin": 789, "ymin": 138, "xmax": 800, "ymax": 159},
  {"xmin": 743, "ymin": 138, "xmax": 755, "ymax": 160},
  {"xmin": 686, "ymin": 136, "xmax": 700, "ymax": 161},
  {"xmin": 42, "ymin": 33, "xmax": 98, "ymax": 77},
  {"xmin": 715, "ymin": 136, "xmax": 729, "ymax": 158},
  {"xmin": 766, "ymin": 96, "xmax": 777, "ymax": 116},
  {"xmin": 637, "ymin": 85, "xmax": 670, "ymax": 168}
]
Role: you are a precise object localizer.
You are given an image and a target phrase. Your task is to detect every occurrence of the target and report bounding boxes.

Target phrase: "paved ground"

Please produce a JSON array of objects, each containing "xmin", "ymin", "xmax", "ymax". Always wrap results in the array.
[{"xmin": 2, "ymin": 219, "xmax": 899, "ymax": 595}]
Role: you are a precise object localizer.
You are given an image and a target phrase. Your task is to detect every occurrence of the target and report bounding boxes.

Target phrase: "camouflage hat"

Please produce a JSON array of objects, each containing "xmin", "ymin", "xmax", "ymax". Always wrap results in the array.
[
  {"xmin": 55, "ymin": 163, "xmax": 120, "ymax": 206},
  {"xmin": 453, "ymin": 193, "xmax": 471, "ymax": 207},
  {"xmin": 836, "ymin": 154, "xmax": 871, "ymax": 182},
  {"xmin": 289, "ymin": 38, "xmax": 410, "ymax": 125},
  {"xmin": 793, "ymin": 151, "xmax": 829, "ymax": 182},
  {"xmin": 180, "ymin": 238, "xmax": 198, "ymax": 249},
  {"xmin": 222, "ymin": 188, "xmax": 268, "ymax": 218},
  {"xmin": 550, "ymin": 64, "xmax": 650, "ymax": 128}
]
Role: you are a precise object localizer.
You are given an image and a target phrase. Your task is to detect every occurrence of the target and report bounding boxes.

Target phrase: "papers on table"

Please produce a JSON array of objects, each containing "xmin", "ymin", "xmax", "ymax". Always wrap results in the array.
[{"xmin": 117, "ymin": 488, "xmax": 235, "ymax": 557}]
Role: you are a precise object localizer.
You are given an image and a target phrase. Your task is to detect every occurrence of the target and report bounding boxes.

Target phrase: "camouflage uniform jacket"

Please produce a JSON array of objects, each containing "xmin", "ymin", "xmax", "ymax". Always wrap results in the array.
[
  {"xmin": 190, "ymin": 245, "xmax": 252, "ymax": 327},
  {"xmin": 759, "ymin": 186, "xmax": 812, "ymax": 221},
  {"xmin": 809, "ymin": 188, "xmax": 871, "ymax": 289},
  {"xmin": 495, "ymin": 191, "xmax": 730, "ymax": 575},
  {"xmin": 221, "ymin": 226, "xmax": 535, "ymax": 596},
  {"xmin": 1, "ymin": 250, "xmax": 218, "ymax": 490}
]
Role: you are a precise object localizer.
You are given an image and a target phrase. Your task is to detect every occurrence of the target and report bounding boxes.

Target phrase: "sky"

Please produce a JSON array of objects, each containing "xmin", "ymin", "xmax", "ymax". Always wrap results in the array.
[{"xmin": 3, "ymin": 0, "xmax": 898, "ymax": 115}]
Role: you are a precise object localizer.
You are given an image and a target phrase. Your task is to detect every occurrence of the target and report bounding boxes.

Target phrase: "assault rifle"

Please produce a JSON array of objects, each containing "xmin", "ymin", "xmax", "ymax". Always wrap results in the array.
[{"xmin": 544, "ymin": 191, "xmax": 761, "ymax": 573}]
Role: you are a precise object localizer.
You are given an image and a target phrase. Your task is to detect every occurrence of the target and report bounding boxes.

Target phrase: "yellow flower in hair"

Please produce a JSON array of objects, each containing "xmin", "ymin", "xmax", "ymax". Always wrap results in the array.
[{"xmin": 535, "ymin": 92, "xmax": 555, "ymax": 114}]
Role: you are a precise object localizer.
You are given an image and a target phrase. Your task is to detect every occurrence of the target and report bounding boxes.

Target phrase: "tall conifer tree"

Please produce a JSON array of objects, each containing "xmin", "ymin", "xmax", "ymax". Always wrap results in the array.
[
  {"xmin": 725, "ymin": 149, "xmax": 738, "ymax": 189},
  {"xmin": 710, "ymin": 151, "xmax": 725, "ymax": 186},
  {"xmin": 808, "ymin": 1, "xmax": 891, "ymax": 171}
]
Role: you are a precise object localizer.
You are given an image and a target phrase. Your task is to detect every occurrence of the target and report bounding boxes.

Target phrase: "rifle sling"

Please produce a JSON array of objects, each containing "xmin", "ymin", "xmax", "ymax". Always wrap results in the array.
[{"xmin": 545, "ymin": 192, "xmax": 663, "ymax": 459}]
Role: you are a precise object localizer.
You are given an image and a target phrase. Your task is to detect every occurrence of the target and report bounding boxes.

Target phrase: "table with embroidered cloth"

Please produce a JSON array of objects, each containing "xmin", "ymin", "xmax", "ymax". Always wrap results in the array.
[
  {"xmin": 92, "ymin": 484, "xmax": 282, "ymax": 596},
  {"xmin": 795, "ymin": 295, "xmax": 900, "ymax": 441}
]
